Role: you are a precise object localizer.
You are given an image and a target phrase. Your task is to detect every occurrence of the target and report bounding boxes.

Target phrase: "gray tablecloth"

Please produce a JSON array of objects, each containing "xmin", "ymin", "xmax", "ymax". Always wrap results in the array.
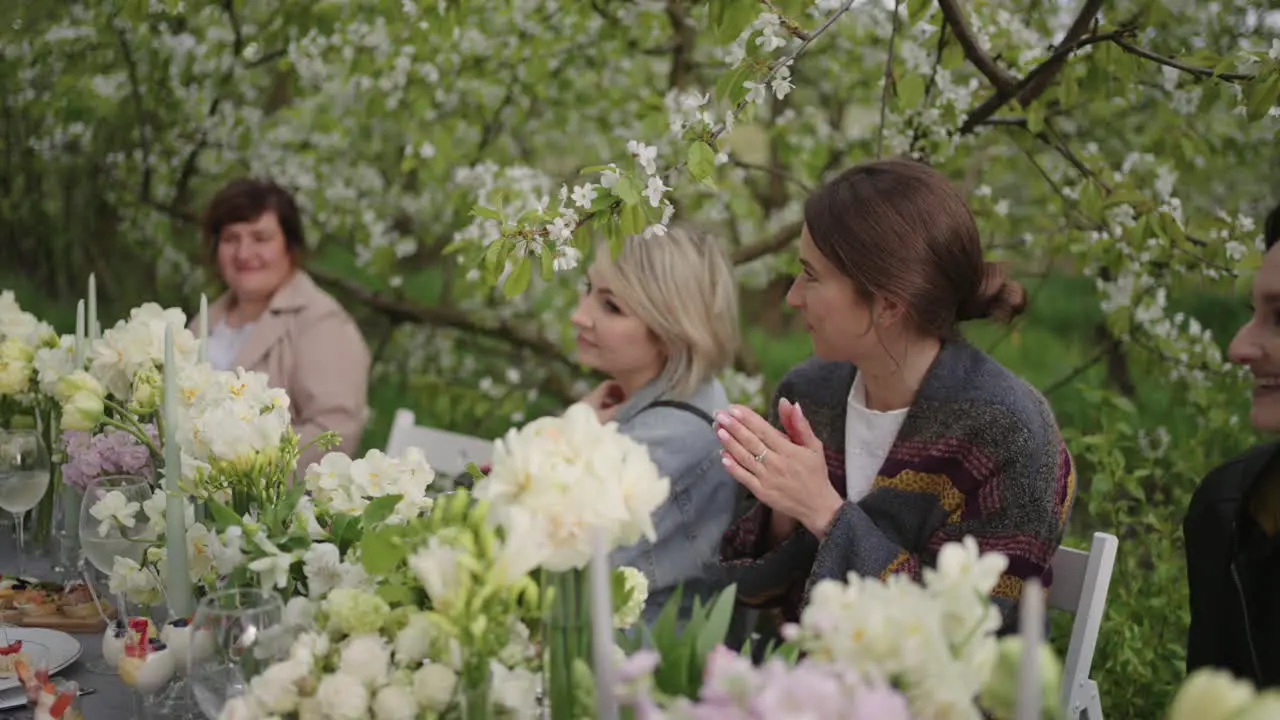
[{"xmin": 1, "ymin": 534, "xmax": 135, "ymax": 719}]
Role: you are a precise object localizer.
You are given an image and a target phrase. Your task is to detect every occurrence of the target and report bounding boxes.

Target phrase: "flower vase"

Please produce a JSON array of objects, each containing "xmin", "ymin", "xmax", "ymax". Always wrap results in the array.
[
  {"xmin": 31, "ymin": 409, "xmax": 62, "ymax": 551},
  {"xmin": 458, "ymin": 671, "xmax": 495, "ymax": 720},
  {"xmin": 544, "ymin": 569, "xmax": 594, "ymax": 720},
  {"xmin": 30, "ymin": 467, "xmax": 60, "ymax": 553},
  {"xmin": 53, "ymin": 483, "xmax": 82, "ymax": 577}
]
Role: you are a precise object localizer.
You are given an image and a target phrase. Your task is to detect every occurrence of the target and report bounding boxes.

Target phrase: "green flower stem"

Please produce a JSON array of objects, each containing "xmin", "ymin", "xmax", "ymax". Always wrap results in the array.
[
  {"xmin": 30, "ymin": 406, "xmax": 61, "ymax": 544},
  {"xmin": 100, "ymin": 401, "xmax": 162, "ymax": 460}
]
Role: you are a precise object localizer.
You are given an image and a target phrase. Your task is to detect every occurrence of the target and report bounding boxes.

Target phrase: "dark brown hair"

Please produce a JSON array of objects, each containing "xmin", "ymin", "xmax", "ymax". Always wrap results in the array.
[
  {"xmin": 202, "ymin": 178, "xmax": 307, "ymax": 262},
  {"xmin": 803, "ymin": 158, "xmax": 1026, "ymax": 338}
]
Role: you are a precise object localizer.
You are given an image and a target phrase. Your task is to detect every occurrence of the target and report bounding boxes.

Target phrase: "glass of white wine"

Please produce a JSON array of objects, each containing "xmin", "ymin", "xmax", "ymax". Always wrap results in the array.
[
  {"xmin": 79, "ymin": 475, "xmax": 155, "ymax": 574},
  {"xmin": 0, "ymin": 429, "xmax": 51, "ymax": 576},
  {"xmin": 79, "ymin": 474, "xmax": 157, "ymax": 675}
]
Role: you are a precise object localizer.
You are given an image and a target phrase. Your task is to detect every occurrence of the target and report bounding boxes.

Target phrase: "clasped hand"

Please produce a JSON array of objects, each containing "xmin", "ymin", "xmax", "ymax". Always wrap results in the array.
[{"xmin": 714, "ymin": 398, "xmax": 844, "ymax": 537}]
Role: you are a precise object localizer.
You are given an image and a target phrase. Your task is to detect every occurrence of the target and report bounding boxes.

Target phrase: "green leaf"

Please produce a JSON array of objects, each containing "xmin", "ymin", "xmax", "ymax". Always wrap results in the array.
[
  {"xmin": 619, "ymin": 202, "xmax": 648, "ymax": 237},
  {"xmin": 715, "ymin": 0, "xmax": 756, "ymax": 44},
  {"xmin": 1025, "ymin": 102, "xmax": 1046, "ymax": 134},
  {"xmin": 1057, "ymin": 73, "xmax": 1079, "ymax": 108},
  {"xmin": 503, "ymin": 255, "xmax": 533, "ymax": 297},
  {"xmin": 715, "ymin": 65, "xmax": 751, "ymax": 103},
  {"xmin": 1212, "ymin": 55, "xmax": 1240, "ymax": 78},
  {"xmin": 471, "ymin": 205, "xmax": 502, "ymax": 221},
  {"xmin": 540, "ymin": 246, "xmax": 556, "ymax": 280},
  {"xmin": 360, "ymin": 526, "xmax": 407, "ymax": 576},
  {"xmin": 1177, "ymin": 49, "xmax": 1221, "ymax": 69},
  {"xmin": 579, "ymin": 164, "xmax": 611, "ymax": 174},
  {"xmin": 941, "ymin": 41, "xmax": 965, "ymax": 70},
  {"xmin": 727, "ymin": 67, "xmax": 757, "ymax": 106},
  {"xmin": 362, "ymin": 493, "xmax": 404, "ymax": 527},
  {"xmin": 1078, "ymin": 181, "xmax": 1103, "ymax": 223},
  {"xmin": 1245, "ymin": 75, "xmax": 1280, "ymax": 123},
  {"xmin": 331, "ymin": 514, "xmax": 363, "ymax": 554},
  {"xmin": 377, "ymin": 582, "xmax": 416, "ymax": 606},
  {"xmin": 612, "ymin": 174, "xmax": 644, "ymax": 206},
  {"xmin": 687, "ymin": 140, "xmax": 717, "ymax": 185},
  {"xmin": 572, "ymin": 220, "xmax": 594, "ymax": 253},
  {"xmin": 1159, "ymin": 211, "xmax": 1187, "ymax": 245},
  {"xmin": 606, "ymin": 216, "xmax": 625, "ymax": 256},
  {"xmin": 906, "ymin": 0, "xmax": 932, "ymax": 24},
  {"xmin": 280, "ymin": 484, "xmax": 307, "ymax": 517},
  {"xmin": 204, "ymin": 497, "xmax": 242, "ymax": 530},
  {"xmin": 694, "ymin": 585, "xmax": 738, "ymax": 660},
  {"xmin": 896, "ymin": 74, "xmax": 925, "ymax": 110},
  {"xmin": 482, "ymin": 239, "xmax": 507, "ymax": 282}
]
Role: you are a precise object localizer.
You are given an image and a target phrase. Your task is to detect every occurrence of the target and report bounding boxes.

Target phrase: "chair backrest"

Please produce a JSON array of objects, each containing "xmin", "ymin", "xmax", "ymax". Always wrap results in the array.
[
  {"xmin": 1047, "ymin": 531, "xmax": 1119, "ymax": 716},
  {"xmin": 384, "ymin": 409, "xmax": 494, "ymax": 478}
]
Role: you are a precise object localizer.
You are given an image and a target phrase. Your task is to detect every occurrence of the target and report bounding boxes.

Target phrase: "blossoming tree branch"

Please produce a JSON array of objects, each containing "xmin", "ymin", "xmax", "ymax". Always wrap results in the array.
[{"xmin": 4, "ymin": 0, "xmax": 1276, "ymax": 415}]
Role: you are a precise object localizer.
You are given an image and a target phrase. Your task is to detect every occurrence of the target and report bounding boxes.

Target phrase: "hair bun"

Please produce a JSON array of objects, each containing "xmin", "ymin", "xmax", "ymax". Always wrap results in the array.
[{"xmin": 958, "ymin": 262, "xmax": 1027, "ymax": 323}]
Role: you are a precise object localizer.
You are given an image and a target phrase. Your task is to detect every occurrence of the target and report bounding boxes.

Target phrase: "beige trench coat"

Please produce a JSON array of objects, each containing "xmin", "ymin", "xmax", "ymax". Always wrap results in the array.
[{"xmin": 194, "ymin": 270, "xmax": 371, "ymax": 474}]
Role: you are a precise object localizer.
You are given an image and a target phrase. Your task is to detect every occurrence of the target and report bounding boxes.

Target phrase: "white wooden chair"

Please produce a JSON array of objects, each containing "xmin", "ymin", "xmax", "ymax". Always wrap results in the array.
[
  {"xmin": 1047, "ymin": 531, "xmax": 1119, "ymax": 720},
  {"xmin": 384, "ymin": 409, "xmax": 494, "ymax": 478}
]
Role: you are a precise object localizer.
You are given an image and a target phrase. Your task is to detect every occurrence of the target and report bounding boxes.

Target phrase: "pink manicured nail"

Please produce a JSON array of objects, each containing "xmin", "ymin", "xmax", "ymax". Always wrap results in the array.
[
  {"xmin": 729, "ymin": 406, "xmax": 745, "ymax": 419},
  {"xmin": 716, "ymin": 428, "xmax": 730, "ymax": 442},
  {"xmin": 716, "ymin": 412, "xmax": 733, "ymax": 425}
]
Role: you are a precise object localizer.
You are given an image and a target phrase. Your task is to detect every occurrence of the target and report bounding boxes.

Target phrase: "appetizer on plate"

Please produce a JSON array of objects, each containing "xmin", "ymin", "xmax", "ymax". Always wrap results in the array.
[
  {"xmin": 57, "ymin": 582, "xmax": 107, "ymax": 619},
  {"xmin": 0, "ymin": 639, "xmax": 30, "ymax": 676}
]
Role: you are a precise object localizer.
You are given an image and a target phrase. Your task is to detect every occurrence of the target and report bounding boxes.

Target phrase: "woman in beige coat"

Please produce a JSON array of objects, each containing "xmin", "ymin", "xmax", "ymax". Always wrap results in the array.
[{"xmin": 194, "ymin": 178, "xmax": 371, "ymax": 471}]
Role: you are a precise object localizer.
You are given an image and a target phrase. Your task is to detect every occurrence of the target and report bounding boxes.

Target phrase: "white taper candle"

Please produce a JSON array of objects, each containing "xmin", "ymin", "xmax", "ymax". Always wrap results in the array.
[
  {"xmin": 74, "ymin": 300, "xmax": 86, "ymax": 368},
  {"xmin": 87, "ymin": 273, "xmax": 99, "ymax": 340},
  {"xmin": 589, "ymin": 528, "xmax": 619, "ymax": 720},
  {"xmin": 162, "ymin": 324, "xmax": 194, "ymax": 618},
  {"xmin": 198, "ymin": 294, "xmax": 209, "ymax": 364},
  {"xmin": 1016, "ymin": 577, "xmax": 1045, "ymax": 720}
]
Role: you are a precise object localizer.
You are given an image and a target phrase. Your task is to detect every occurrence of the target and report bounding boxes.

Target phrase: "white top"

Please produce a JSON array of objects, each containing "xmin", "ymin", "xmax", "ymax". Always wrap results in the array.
[
  {"xmin": 206, "ymin": 320, "xmax": 256, "ymax": 372},
  {"xmin": 844, "ymin": 371, "xmax": 909, "ymax": 502}
]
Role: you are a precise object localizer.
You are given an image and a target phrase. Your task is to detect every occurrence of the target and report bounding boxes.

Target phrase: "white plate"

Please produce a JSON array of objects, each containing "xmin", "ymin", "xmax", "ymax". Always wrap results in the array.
[{"xmin": 0, "ymin": 627, "xmax": 83, "ymax": 691}]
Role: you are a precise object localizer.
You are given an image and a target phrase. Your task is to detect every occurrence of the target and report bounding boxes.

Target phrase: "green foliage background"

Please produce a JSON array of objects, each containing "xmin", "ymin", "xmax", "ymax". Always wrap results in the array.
[{"xmin": 2, "ymin": 0, "xmax": 1279, "ymax": 716}]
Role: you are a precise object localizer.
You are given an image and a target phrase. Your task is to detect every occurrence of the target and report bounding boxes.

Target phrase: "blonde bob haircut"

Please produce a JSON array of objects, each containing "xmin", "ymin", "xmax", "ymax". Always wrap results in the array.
[{"xmin": 593, "ymin": 225, "xmax": 741, "ymax": 400}]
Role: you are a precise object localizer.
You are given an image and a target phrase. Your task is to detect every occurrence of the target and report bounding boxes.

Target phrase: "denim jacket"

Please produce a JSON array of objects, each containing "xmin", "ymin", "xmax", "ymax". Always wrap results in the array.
[{"xmin": 609, "ymin": 378, "xmax": 738, "ymax": 625}]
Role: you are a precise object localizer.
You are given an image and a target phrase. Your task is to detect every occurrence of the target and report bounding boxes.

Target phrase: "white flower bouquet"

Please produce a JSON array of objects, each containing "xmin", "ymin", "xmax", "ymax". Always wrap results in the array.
[
  {"xmin": 0, "ymin": 290, "xmax": 64, "ymax": 543},
  {"xmin": 219, "ymin": 402, "xmax": 665, "ymax": 720},
  {"xmin": 0, "ymin": 290, "xmax": 58, "ymax": 419},
  {"xmin": 619, "ymin": 537, "xmax": 1064, "ymax": 720},
  {"xmin": 472, "ymin": 401, "xmax": 671, "ymax": 718},
  {"xmin": 1166, "ymin": 668, "xmax": 1280, "ymax": 720}
]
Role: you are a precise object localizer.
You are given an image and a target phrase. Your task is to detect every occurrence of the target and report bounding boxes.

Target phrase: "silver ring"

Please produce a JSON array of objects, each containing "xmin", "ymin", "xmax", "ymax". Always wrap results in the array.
[{"xmin": 753, "ymin": 449, "xmax": 768, "ymax": 464}]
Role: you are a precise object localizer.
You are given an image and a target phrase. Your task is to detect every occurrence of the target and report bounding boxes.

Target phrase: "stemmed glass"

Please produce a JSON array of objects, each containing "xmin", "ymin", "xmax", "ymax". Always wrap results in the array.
[
  {"xmin": 78, "ymin": 474, "xmax": 157, "ymax": 675},
  {"xmin": 189, "ymin": 588, "xmax": 286, "ymax": 720},
  {"xmin": 0, "ymin": 429, "xmax": 52, "ymax": 577}
]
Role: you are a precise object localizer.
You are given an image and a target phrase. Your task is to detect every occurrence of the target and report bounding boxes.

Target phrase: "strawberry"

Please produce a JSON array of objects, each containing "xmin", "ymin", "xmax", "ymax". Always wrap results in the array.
[{"xmin": 49, "ymin": 689, "xmax": 74, "ymax": 717}]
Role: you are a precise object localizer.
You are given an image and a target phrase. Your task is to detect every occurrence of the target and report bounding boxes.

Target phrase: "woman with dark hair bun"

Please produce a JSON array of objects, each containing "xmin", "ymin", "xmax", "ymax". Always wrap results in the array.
[{"xmin": 716, "ymin": 158, "xmax": 1076, "ymax": 633}]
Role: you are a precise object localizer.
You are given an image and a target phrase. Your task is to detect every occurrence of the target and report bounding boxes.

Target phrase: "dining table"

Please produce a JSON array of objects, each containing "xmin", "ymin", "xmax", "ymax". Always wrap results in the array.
[{"xmin": 0, "ymin": 533, "xmax": 136, "ymax": 719}]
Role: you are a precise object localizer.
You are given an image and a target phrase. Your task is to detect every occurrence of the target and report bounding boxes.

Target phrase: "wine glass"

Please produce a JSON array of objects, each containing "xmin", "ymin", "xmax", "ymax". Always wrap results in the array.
[
  {"xmin": 78, "ymin": 474, "xmax": 157, "ymax": 675},
  {"xmin": 189, "ymin": 588, "xmax": 286, "ymax": 720},
  {"xmin": 0, "ymin": 429, "xmax": 51, "ymax": 577}
]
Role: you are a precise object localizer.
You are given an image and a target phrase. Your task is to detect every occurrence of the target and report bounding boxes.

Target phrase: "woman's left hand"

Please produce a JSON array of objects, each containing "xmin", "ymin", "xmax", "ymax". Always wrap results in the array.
[{"xmin": 715, "ymin": 399, "xmax": 845, "ymax": 538}]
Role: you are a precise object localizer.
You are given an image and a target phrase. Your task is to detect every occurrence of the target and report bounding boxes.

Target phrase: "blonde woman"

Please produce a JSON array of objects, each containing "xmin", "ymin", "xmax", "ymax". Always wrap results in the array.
[{"xmin": 572, "ymin": 226, "xmax": 741, "ymax": 624}]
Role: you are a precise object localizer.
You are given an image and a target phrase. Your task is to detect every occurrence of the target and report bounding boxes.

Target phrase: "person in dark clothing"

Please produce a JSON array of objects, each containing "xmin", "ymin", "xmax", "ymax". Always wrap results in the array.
[{"xmin": 1184, "ymin": 202, "xmax": 1280, "ymax": 688}]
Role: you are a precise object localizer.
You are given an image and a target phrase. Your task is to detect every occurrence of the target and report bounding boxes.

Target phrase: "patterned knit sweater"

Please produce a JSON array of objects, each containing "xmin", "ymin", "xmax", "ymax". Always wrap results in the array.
[{"xmin": 720, "ymin": 340, "xmax": 1076, "ymax": 632}]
